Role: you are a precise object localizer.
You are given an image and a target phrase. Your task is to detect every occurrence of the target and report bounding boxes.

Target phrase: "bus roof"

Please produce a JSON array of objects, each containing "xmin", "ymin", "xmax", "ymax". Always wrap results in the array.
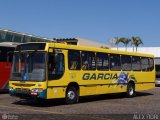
[
  {"xmin": 52, "ymin": 42, "xmax": 155, "ymax": 57},
  {"xmin": 15, "ymin": 42, "xmax": 154, "ymax": 57}
]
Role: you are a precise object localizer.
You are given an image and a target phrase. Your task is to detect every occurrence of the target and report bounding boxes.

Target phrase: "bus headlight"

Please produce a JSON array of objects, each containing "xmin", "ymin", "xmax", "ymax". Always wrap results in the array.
[
  {"xmin": 9, "ymin": 87, "xmax": 14, "ymax": 91},
  {"xmin": 31, "ymin": 88, "xmax": 43, "ymax": 96},
  {"xmin": 31, "ymin": 88, "xmax": 43, "ymax": 93}
]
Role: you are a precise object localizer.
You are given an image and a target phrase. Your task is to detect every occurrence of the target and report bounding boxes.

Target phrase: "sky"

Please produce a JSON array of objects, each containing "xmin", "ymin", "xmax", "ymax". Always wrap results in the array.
[{"xmin": 0, "ymin": 0, "xmax": 160, "ymax": 47}]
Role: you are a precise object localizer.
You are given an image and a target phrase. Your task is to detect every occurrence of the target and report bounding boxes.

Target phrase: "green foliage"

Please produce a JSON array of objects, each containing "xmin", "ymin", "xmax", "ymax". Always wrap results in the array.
[
  {"xmin": 113, "ymin": 37, "xmax": 121, "ymax": 50},
  {"xmin": 111, "ymin": 36, "xmax": 143, "ymax": 52},
  {"xmin": 119, "ymin": 37, "xmax": 131, "ymax": 51},
  {"xmin": 131, "ymin": 37, "xmax": 143, "ymax": 52},
  {"xmin": 101, "ymin": 46, "xmax": 109, "ymax": 49}
]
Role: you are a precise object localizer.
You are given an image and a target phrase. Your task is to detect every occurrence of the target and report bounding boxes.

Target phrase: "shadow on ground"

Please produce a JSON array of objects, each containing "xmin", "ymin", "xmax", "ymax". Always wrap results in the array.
[
  {"xmin": 12, "ymin": 92, "xmax": 153, "ymax": 107},
  {"xmin": 0, "ymin": 90, "xmax": 9, "ymax": 94}
]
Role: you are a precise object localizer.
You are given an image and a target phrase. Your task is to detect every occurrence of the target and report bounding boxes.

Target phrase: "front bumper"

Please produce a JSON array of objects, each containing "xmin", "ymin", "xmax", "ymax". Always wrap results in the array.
[{"xmin": 9, "ymin": 89, "xmax": 47, "ymax": 99}]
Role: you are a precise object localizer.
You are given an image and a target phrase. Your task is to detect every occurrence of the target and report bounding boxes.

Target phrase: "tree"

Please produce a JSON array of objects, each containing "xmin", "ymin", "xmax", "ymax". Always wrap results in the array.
[
  {"xmin": 114, "ymin": 37, "xmax": 121, "ymax": 50},
  {"xmin": 101, "ymin": 46, "xmax": 109, "ymax": 49},
  {"xmin": 109, "ymin": 37, "xmax": 121, "ymax": 50},
  {"xmin": 119, "ymin": 37, "xmax": 131, "ymax": 51},
  {"xmin": 131, "ymin": 37, "xmax": 143, "ymax": 52}
]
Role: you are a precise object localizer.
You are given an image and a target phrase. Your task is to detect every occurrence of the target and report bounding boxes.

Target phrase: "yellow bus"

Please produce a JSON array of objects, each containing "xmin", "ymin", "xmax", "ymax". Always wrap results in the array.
[{"xmin": 9, "ymin": 42, "xmax": 155, "ymax": 104}]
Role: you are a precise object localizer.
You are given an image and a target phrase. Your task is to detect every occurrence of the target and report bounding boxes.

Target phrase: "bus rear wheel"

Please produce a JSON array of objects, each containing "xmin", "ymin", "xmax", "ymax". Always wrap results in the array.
[
  {"xmin": 66, "ymin": 87, "xmax": 79, "ymax": 104},
  {"xmin": 126, "ymin": 83, "xmax": 136, "ymax": 98}
]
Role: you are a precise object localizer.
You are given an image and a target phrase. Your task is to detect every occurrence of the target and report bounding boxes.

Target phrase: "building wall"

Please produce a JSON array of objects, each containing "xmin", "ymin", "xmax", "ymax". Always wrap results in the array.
[
  {"xmin": 56, "ymin": 38, "xmax": 110, "ymax": 48},
  {"xmin": 77, "ymin": 38, "xmax": 110, "ymax": 48}
]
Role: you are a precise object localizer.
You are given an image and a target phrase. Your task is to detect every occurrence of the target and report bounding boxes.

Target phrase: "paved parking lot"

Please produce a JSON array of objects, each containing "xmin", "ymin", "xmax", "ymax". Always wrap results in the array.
[{"xmin": 0, "ymin": 87, "xmax": 160, "ymax": 120}]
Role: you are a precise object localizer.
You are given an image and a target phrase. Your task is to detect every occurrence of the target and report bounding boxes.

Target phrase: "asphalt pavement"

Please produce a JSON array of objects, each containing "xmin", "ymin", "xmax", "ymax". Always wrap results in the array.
[{"xmin": 0, "ymin": 87, "xmax": 160, "ymax": 120}]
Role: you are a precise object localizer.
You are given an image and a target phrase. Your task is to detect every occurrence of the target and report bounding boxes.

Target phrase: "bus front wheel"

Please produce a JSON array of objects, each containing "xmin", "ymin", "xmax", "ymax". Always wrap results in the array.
[
  {"xmin": 66, "ymin": 87, "xmax": 79, "ymax": 104},
  {"xmin": 126, "ymin": 83, "xmax": 136, "ymax": 98}
]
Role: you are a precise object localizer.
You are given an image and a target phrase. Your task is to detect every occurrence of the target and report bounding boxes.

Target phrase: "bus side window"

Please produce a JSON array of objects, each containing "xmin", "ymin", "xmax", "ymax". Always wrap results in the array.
[
  {"xmin": 132, "ymin": 56, "xmax": 141, "ymax": 71},
  {"xmin": 8, "ymin": 47, "xmax": 14, "ymax": 62},
  {"xmin": 156, "ymin": 64, "xmax": 160, "ymax": 78},
  {"xmin": 110, "ymin": 54, "xmax": 121, "ymax": 71},
  {"xmin": 7, "ymin": 51, "xmax": 14, "ymax": 63},
  {"xmin": 68, "ymin": 50, "xmax": 81, "ymax": 70},
  {"xmin": 55, "ymin": 53, "xmax": 65, "ymax": 75},
  {"xmin": 48, "ymin": 52, "xmax": 65, "ymax": 80},
  {"xmin": 149, "ymin": 58, "xmax": 154, "ymax": 71},
  {"xmin": 81, "ymin": 51, "xmax": 96, "ymax": 70},
  {"xmin": 121, "ymin": 55, "xmax": 131, "ymax": 71},
  {"xmin": 141, "ymin": 57, "xmax": 150, "ymax": 72},
  {"xmin": 0, "ymin": 47, "xmax": 7, "ymax": 62},
  {"xmin": 96, "ymin": 52, "xmax": 109, "ymax": 71}
]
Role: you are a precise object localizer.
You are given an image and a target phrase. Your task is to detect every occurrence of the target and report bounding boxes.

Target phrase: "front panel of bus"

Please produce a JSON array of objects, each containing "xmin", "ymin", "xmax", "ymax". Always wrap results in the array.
[{"xmin": 9, "ymin": 43, "xmax": 48, "ymax": 99}]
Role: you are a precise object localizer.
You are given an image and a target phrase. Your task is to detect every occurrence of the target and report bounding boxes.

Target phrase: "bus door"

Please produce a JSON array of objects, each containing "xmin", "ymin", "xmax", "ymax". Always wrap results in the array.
[
  {"xmin": 47, "ymin": 48, "xmax": 65, "ymax": 98},
  {"xmin": 48, "ymin": 48, "xmax": 65, "ymax": 83}
]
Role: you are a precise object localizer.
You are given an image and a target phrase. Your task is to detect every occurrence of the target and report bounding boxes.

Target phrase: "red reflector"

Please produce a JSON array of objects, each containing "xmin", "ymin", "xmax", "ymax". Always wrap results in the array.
[{"xmin": 31, "ymin": 92, "xmax": 37, "ymax": 95}]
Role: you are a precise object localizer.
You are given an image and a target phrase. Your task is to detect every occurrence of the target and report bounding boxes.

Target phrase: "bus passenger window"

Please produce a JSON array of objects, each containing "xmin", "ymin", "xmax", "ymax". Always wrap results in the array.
[
  {"xmin": 156, "ymin": 65, "xmax": 160, "ymax": 78},
  {"xmin": 68, "ymin": 50, "xmax": 81, "ymax": 70},
  {"xmin": 96, "ymin": 52, "xmax": 109, "ymax": 71},
  {"xmin": 110, "ymin": 54, "xmax": 121, "ymax": 71},
  {"xmin": 132, "ymin": 56, "xmax": 141, "ymax": 71},
  {"xmin": 48, "ymin": 52, "xmax": 64, "ymax": 80},
  {"xmin": 149, "ymin": 58, "xmax": 154, "ymax": 71},
  {"xmin": 0, "ymin": 47, "xmax": 8, "ymax": 62},
  {"xmin": 141, "ymin": 57, "xmax": 150, "ymax": 72},
  {"xmin": 56, "ymin": 54, "xmax": 65, "ymax": 75},
  {"xmin": 121, "ymin": 55, "xmax": 131, "ymax": 71},
  {"xmin": 81, "ymin": 51, "xmax": 96, "ymax": 70},
  {"xmin": 0, "ymin": 47, "xmax": 14, "ymax": 63}
]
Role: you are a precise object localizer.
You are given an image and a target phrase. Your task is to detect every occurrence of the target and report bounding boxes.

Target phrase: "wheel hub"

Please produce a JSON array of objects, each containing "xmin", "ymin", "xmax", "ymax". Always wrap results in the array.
[
  {"xmin": 67, "ymin": 91, "xmax": 75, "ymax": 100},
  {"xmin": 129, "ymin": 87, "xmax": 134, "ymax": 95}
]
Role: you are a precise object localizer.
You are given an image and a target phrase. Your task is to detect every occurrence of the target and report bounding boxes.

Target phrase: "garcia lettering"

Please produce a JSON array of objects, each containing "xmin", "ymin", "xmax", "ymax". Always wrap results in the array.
[{"xmin": 82, "ymin": 73, "xmax": 118, "ymax": 80}]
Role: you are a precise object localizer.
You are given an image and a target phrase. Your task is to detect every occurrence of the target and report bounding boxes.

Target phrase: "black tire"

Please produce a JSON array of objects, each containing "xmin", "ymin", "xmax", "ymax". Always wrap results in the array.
[
  {"xmin": 126, "ymin": 83, "xmax": 136, "ymax": 98},
  {"xmin": 36, "ymin": 98, "xmax": 47, "ymax": 104},
  {"xmin": 66, "ymin": 87, "xmax": 79, "ymax": 104}
]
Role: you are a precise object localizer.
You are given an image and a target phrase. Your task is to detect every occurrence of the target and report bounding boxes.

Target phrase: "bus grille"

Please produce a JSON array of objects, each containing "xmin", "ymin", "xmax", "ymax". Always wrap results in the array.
[
  {"xmin": 12, "ymin": 83, "xmax": 35, "ymax": 87},
  {"xmin": 15, "ymin": 88, "xmax": 30, "ymax": 93}
]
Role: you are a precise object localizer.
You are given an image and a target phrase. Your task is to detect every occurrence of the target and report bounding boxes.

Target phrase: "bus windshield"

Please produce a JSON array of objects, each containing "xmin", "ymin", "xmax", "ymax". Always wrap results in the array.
[{"xmin": 10, "ymin": 52, "xmax": 46, "ymax": 81}]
